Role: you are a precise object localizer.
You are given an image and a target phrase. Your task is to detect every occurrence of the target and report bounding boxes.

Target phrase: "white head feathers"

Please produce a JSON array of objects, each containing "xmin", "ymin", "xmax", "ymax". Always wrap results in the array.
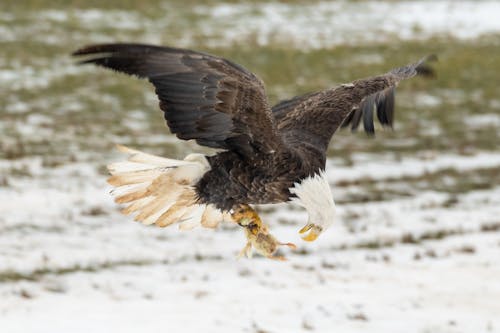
[{"xmin": 290, "ymin": 171, "xmax": 336, "ymax": 236}]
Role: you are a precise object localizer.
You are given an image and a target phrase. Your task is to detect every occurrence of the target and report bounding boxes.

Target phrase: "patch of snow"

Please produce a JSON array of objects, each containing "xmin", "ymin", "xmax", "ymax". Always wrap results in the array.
[
  {"xmin": 466, "ymin": 113, "xmax": 500, "ymax": 129},
  {"xmin": 0, "ymin": 64, "xmax": 90, "ymax": 91},
  {"xmin": 194, "ymin": 1, "xmax": 500, "ymax": 49},
  {"xmin": 489, "ymin": 99, "xmax": 500, "ymax": 109},
  {"xmin": 38, "ymin": 9, "xmax": 144, "ymax": 31},
  {"xmin": 414, "ymin": 93, "xmax": 443, "ymax": 108},
  {"xmin": 5, "ymin": 101, "xmax": 30, "ymax": 113},
  {"xmin": 27, "ymin": 114, "xmax": 53, "ymax": 126},
  {"xmin": 0, "ymin": 149, "xmax": 499, "ymax": 332},
  {"xmin": 327, "ymin": 151, "xmax": 500, "ymax": 183},
  {"xmin": 14, "ymin": 122, "xmax": 53, "ymax": 138},
  {"xmin": 3, "ymin": 1, "xmax": 499, "ymax": 51},
  {"xmin": 419, "ymin": 120, "xmax": 442, "ymax": 136}
]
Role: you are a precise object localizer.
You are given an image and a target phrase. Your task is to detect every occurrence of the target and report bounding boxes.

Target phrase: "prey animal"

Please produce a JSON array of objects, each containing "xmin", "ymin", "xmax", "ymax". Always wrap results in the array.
[{"xmin": 73, "ymin": 43, "xmax": 435, "ymax": 260}]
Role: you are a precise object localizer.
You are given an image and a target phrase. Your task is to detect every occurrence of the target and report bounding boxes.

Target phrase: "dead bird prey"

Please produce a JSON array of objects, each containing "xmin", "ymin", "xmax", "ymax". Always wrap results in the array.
[{"xmin": 73, "ymin": 43, "xmax": 435, "ymax": 260}]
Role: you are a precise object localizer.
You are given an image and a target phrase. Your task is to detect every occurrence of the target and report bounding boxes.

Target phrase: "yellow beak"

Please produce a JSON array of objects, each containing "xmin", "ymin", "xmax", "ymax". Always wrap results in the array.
[{"xmin": 298, "ymin": 223, "xmax": 322, "ymax": 242}]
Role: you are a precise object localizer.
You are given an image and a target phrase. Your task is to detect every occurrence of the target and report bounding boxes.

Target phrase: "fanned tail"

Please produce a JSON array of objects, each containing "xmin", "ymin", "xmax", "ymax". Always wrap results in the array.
[{"xmin": 108, "ymin": 145, "xmax": 226, "ymax": 229}]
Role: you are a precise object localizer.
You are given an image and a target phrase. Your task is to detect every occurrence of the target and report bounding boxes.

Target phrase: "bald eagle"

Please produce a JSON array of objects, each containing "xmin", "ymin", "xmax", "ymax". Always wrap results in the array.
[{"xmin": 73, "ymin": 44, "xmax": 435, "ymax": 260}]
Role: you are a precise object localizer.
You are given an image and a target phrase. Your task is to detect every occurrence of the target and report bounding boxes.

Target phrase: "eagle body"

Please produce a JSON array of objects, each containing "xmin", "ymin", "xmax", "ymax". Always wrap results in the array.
[
  {"xmin": 196, "ymin": 146, "xmax": 325, "ymax": 210},
  {"xmin": 73, "ymin": 43, "xmax": 434, "ymax": 255}
]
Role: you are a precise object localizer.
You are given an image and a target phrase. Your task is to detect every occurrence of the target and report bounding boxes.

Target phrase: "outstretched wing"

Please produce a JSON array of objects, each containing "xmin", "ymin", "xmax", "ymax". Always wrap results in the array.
[
  {"xmin": 73, "ymin": 43, "xmax": 281, "ymax": 157},
  {"xmin": 271, "ymin": 86, "xmax": 395, "ymax": 137},
  {"xmin": 274, "ymin": 55, "xmax": 436, "ymax": 149},
  {"xmin": 338, "ymin": 86, "xmax": 395, "ymax": 134},
  {"xmin": 341, "ymin": 55, "xmax": 436, "ymax": 134},
  {"xmin": 272, "ymin": 91, "xmax": 322, "ymax": 124}
]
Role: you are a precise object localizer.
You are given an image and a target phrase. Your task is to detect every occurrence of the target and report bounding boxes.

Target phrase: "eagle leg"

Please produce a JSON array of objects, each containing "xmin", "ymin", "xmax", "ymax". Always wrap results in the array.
[{"xmin": 231, "ymin": 204, "xmax": 296, "ymax": 260}]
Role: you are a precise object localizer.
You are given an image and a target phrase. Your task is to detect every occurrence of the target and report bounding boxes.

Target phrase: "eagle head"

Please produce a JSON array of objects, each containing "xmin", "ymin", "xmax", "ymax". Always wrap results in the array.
[{"xmin": 290, "ymin": 171, "xmax": 336, "ymax": 241}]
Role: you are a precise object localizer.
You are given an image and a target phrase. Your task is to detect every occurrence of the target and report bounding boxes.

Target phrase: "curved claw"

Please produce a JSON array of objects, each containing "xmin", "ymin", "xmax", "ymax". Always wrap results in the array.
[
  {"xmin": 299, "ymin": 224, "xmax": 322, "ymax": 242},
  {"xmin": 280, "ymin": 242, "xmax": 297, "ymax": 250}
]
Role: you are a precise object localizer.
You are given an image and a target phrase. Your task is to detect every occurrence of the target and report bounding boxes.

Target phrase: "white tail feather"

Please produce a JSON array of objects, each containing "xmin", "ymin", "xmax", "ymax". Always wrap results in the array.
[
  {"xmin": 179, "ymin": 205, "xmax": 205, "ymax": 230},
  {"xmin": 108, "ymin": 145, "xmax": 224, "ymax": 230},
  {"xmin": 121, "ymin": 197, "xmax": 154, "ymax": 215},
  {"xmin": 108, "ymin": 169, "xmax": 163, "ymax": 186},
  {"xmin": 116, "ymin": 144, "xmax": 192, "ymax": 166}
]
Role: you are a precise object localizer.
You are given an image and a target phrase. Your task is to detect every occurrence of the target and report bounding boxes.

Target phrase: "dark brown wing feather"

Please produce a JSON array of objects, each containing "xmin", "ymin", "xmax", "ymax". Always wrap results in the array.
[
  {"xmin": 272, "ymin": 91, "xmax": 321, "ymax": 123},
  {"xmin": 272, "ymin": 87, "xmax": 396, "ymax": 137},
  {"xmin": 272, "ymin": 86, "xmax": 395, "ymax": 138},
  {"xmin": 341, "ymin": 86, "xmax": 396, "ymax": 135},
  {"xmin": 73, "ymin": 43, "xmax": 281, "ymax": 157},
  {"xmin": 275, "ymin": 55, "xmax": 436, "ymax": 148},
  {"xmin": 342, "ymin": 55, "xmax": 436, "ymax": 134}
]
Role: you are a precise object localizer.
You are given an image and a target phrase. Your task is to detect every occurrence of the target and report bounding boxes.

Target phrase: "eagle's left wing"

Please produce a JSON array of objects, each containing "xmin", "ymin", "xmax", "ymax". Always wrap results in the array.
[
  {"xmin": 341, "ymin": 56, "xmax": 435, "ymax": 134},
  {"xmin": 271, "ymin": 91, "xmax": 322, "ymax": 124},
  {"xmin": 272, "ymin": 55, "xmax": 436, "ymax": 142}
]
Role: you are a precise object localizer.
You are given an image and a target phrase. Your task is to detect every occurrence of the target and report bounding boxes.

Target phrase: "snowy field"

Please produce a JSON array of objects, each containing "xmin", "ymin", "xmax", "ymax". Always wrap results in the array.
[{"xmin": 1, "ymin": 1, "xmax": 500, "ymax": 332}]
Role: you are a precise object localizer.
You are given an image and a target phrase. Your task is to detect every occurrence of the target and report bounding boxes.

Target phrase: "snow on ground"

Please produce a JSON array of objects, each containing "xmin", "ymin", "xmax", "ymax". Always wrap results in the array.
[
  {"xmin": 1, "ymin": 1, "xmax": 500, "ymax": 332},
  {"xmin": 2, "ymin": 1, "xmax": 500, "ymax": 49},
  {"xmin": 327, "ymin": 151, "xmax": 500, "ymax": 182},
  {"xmin": 195, "ymin": 0, "xmax": 500, "ymax": 48},
  {"xmin": 1, "ymin": 150, "xmax": 499, "ymax": 333},
  {"xmin": 467, "ymin": 113, "xmax": 500, "ymax": 130}
]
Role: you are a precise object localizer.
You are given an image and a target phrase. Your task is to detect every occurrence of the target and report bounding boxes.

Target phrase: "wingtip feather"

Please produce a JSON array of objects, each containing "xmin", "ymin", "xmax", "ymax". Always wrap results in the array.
[{"xmin": 415, "ymin": 54, "xmax": 438, "ymax": 78}]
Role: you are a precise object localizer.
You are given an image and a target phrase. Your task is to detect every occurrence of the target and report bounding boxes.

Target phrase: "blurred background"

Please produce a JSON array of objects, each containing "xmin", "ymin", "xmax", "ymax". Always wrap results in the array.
[{"xmin": 1, "ymin": 1, "xmax": 499, "ymax": 332}]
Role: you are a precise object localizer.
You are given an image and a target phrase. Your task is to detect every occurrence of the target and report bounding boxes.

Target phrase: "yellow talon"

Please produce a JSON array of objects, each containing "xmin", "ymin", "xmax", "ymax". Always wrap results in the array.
[{"xmin": 231, "ymin": 204, "xmax": 296, "ymax": 260}]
